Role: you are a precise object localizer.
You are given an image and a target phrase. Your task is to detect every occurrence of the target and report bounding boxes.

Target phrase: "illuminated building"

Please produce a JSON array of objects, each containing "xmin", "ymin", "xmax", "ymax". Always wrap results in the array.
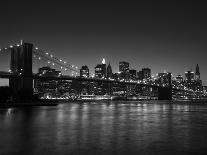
[
  {"xmin": 185, "ymin": 71, "xmax": 194, "ymax": 81},
  {"xmin": 38, "ymin": 66, "xmax": 61, "ymax": 77},
  {"xmin": 194, "ymin": 64, "xmax": 202, "ymax": 91},
  {"xmin": 80, "ymin": 65, "xmax": 89, "ymax": 78},
  {"xmin": 195, "ymin": 64, "xmax": 200, "ymax": 80},
  {"xmin": 119, "ymin": 61, "xmax": 129, "ymax": 73},
  {"xmin": 34, "ymin": 66, "xmax": 61, "ymax": 96},
  {"xmin": 158, "ymin": 72, "xmax": 171, "ymax": 86},
  {"xmin": 129, "ymin": 69, "xmax": 137, "ymax": 80},
  {"xmin": 107, "ymin": 63, "xmax": 113, "ymax": 78},
  {"xmin": 184, "ymin": 71, "xmax": 196, "ymax": 91},
  {"xmin": 142, "ymin": 68, "xmax": 151, "ymax": 79},
  {"xmin": 128, "ymin": 69, "xmax": 137, "ymax": 95},
  {"xmin": 137, "ymin": 70, "xmax": 143, "ymax": 80},
  {"xmin": 94, "ymin": 58, "xmax": 107, "ymax": 94},
  {"xmin": 172, "ymin": 75, "xmax": 184, "ymax": 89},
  {"xmin": 175, "ymin": 75, "xmax": 183, "ymax": 83},
  {"xmin": 119, "ymin": 61, "xmax": 129, "ymax": 80},
  {"xmin": 58, "ymin": 80, "xmax": 73, "ymax": 94},
  {"xmin": 203, "ymin": 86, "xmax": 207, "ymax": 93},
  {"xmin": 95, "ymin": 58, "xmax": 106, "ymax": 78}
]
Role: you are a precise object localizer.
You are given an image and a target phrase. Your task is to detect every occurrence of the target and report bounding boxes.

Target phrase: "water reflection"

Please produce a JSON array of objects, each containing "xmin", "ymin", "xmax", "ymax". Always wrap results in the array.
[{"xmin": 1, "ymin": 101, "xmax": 207, "ymax": 154}]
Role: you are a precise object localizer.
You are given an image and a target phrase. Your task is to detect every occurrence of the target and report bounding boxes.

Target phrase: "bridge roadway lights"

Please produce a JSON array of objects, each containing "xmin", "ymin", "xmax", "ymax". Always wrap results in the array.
[{"xmin": 9, "ymin": 43, "xmax": 34, "ymax": 102}]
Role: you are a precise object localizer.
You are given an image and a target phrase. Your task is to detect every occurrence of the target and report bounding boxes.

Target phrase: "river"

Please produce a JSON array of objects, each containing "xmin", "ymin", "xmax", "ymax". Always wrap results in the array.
[{"xmin": 1, "ymin": 101, "xmax": 207, "ymax": 155}]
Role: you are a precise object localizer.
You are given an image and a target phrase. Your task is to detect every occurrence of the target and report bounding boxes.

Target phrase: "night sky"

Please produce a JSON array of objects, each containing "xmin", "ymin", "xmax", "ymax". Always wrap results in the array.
[{"xmin": 1, "ymin": 1, "xmax": 207, "ymax": 85}]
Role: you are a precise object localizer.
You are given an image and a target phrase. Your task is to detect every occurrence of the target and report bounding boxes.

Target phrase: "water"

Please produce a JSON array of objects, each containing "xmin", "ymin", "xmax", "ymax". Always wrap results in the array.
[{"xmin": 1, "ymin": 101, "xmax": 207, "ymax": 155}]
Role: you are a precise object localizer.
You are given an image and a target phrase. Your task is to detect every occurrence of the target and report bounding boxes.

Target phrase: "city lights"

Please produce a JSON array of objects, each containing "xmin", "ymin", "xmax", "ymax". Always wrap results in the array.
[{"xmin": 0, "ymin": 42, "xmax": 206, "ymax": 100}]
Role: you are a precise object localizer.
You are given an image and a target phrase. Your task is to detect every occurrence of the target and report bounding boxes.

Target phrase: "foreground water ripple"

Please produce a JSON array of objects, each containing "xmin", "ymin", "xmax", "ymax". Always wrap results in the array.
[{"xmin": 1, "ymin": 101, "xmax": 207, "ymax": 155}]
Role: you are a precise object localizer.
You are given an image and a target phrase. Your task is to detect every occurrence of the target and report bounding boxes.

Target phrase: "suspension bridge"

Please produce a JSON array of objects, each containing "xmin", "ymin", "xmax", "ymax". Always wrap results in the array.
[{"xmin": 0, "ymin": 41, "xmax": 205, "ymax": 101}]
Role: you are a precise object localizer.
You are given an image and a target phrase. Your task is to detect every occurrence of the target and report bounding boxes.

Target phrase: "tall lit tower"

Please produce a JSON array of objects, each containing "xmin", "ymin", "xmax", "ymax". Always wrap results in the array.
[
  {"xmin": 107, "ymin": 62, "xmax": 112, "ymax": 78},
  {"xmin": 119, "ymin": 61, "xmax": 129, "ymax": 73},
  {"xmin": 195, "ymin": 64, "xmax": 200, "ymax": 80},
  {"xmin": 95, "ymin": 58, "xmax": 106, "ymax": 78}
]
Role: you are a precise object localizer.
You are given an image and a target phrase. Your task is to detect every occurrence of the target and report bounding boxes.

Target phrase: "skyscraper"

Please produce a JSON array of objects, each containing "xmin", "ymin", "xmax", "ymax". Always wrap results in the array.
[
  {"xmin": 129, "ymin": 69, "xmax": 137, "ymax": 80},
  {"xmin": 142, "ymin": 68, "xmax": 151, "ymax": 79},
  {"xmin": 185, "ymin": 71, "xmax": 194, "ymax": 81},
  {"xmin": 137, "ymin": 70, "xmax": 143, "ymax": 80},
  {"xmin": 184, "ymin": 70, "xmax": 196, "ymax": 90},
  {"xmin": 107, "ymin": 63, "xmax": 113, "ymax": 78},
  {"xmin": 95, "ymin": 58, "xmax": 106, "ymax": 78},
  {"xmin": 194, "ymin": 64, "xmax": 202, "ymax": 91},
  {"xmin": 195, "ymin": 64, "xmax": 200, "ymax": 80},
  {"xmin": 80, "ymin": 65, "xmax": 89, "ymax": 78},
  {"xmin": 119, "ymin": 61, "xmax": 129, "ymax": 73},
  {"xmin": 34, "ymin": 66, "xmax": 61, "ymax": 95},
  {"xmin": 175, "ymin": 75, "xmax": 183, "ymax": 83},
  {"xmin": 119, "ymin": 61, "xmax": 129, "ymax": 80}
]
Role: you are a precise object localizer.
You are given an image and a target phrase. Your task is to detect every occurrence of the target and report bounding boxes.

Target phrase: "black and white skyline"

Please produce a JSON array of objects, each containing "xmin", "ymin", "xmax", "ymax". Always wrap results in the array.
[{"xmin": 1, "ymin": 1, "xmax": 207, "ymax": 84}]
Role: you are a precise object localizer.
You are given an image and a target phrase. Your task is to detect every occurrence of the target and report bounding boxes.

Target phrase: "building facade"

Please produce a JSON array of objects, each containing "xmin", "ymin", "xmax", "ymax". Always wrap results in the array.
[{"xmin": 80, "ymin": 65, "xmax": 89, "ymax": 78}]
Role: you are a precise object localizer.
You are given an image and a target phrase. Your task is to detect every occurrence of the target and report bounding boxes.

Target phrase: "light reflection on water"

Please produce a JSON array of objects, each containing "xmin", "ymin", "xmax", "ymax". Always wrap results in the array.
[{"xmin": 1, "ymin": 101, "xmax": 207, "ymax": 154}]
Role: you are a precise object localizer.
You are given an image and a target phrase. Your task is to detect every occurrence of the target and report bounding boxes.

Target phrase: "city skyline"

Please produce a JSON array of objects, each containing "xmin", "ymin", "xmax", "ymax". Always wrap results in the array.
[
  {"xmin": 1, "ymin": 1, "xmax": 207, "ymax": 85},
  {"xmin": 1, "ymin": 2, "xmax": 207, "ymax": 155},
  {"xmin": 0, "ymin": 42, "xmax": 205, "ymax": 86}
]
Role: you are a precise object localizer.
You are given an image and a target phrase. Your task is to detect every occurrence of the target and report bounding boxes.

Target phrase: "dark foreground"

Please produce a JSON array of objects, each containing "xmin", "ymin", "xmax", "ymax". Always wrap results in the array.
[{"xmin": 1, "ymin": 101, "xmax": 207, "ymax": 155}]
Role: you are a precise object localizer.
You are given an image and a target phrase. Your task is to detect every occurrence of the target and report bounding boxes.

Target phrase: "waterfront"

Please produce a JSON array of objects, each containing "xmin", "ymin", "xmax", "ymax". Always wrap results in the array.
[{"xmin": 1, "ymin": 101, "xmax": 207, "ymax": 154}]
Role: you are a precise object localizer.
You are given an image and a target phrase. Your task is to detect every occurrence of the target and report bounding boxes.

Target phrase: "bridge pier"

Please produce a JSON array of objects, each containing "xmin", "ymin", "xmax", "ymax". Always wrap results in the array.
[
  {"xmin": 9, "ymin": 43, "xmax": 33, "ymax": 101},
  {"xmin": 158, "ymin": 87, "xmax": 172, "ymax": 100},
  {"xmin": 158, "ymin": 73, "xmax": 172, "ymax": 100}
]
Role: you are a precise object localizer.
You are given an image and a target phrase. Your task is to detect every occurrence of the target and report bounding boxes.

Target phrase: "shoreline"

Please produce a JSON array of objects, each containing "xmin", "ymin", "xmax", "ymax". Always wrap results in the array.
[{"xmin": 1, "ymin": 98, "xmax": 207, "ymax": 108}]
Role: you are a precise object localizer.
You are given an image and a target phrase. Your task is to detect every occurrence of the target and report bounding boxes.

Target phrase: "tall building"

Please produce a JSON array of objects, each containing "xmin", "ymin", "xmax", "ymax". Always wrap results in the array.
[
  {"xmin": 184, "ymin": 71, "xmax": 196, "ymax": 90},
  {"xmin": 129, "ymin": 69, "xmax": 137, "ymax": 80},
  {"xmin": 158, "ymin": 72, "xmax": 171, "ymax": 86},
  {"xmin": 38, "ymin": 66, "xmax": 61, "ymax": 77},
  {"xmin": 80, "ymin": 65, "xmax": 89, "ymax": 78},
  {"xmin": 119, "ymin": 61, "xmax": 129, "ymax": 73},
  {"xmin": 172, "ymin": 75, "xmax": 184, "ymax": 90},
  {"xmin": 137, "ymin": 70, "xmax": 143, "ymax": 80},
  {"xmin": 34, "ymin": 66, "xmax": 61, "ymax": 95},
  {"xmin": 142, "ymin": 68, "xmax": 151, "ymax": 79},
  {"xmin": 119, "ymin": 61, "xmax": 129, "ymax": 80},
  {"xmin": 175, "ymin": 75, "xmax": 183, "ymax": 83},
  {"xmin": 95, "ymin": 58, "xmax": 106, "ymax": 78},
  {"xmin": 185, "ymin": 71, "xmax": 194, "ymax": 81},
  {"xmin": 194, "ymin": 64, "xmax": 202, "ymax": 91},
  {"xmin": 195, "ymin": 64, "xmax": 200, "ymax": 80},
  {"xmin": 107, "ymin": 63, "xmax": 113, "ymax": 78}
]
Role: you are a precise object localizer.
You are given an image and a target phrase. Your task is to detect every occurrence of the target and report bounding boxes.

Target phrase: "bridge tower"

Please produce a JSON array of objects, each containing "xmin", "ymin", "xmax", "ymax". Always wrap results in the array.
[
  {"xmin": 9, "ymin": 43, "xmax": 33, "ymax": 101},
  {"xmin": 158, "ymin": 72, "xmax": 172, "ymax": 100}
]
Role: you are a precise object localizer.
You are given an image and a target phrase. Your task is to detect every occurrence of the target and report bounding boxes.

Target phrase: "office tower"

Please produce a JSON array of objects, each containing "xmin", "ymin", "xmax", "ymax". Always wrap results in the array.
[
  {"xmin": 107, "ymin": 63, "xmax": 113, "ymax": 78},
  {"xmin": 195, "ymin": 64, "xmax": 200, "ymax": 80},
  {"xmin": 185, "ymin": 71, "xmax": 194, "ymax": 81},
  {"xmin": 142, "ymin": 68, "xmax": 151, "ymax": 79},
  {"xmin": 34, "ymin": 66, "xmax": 61, "ymax": 94},
  {"xmin": 175, "ymin": 75, "xmax": 183, "ymax": 83},
  {"xmin": 95, "ymin": 58, "xmax": 106, "ymax": 78},
  {"xmin": 80, "ymin": 65, "xmax": 89, "ymax": 78},
  {"xmin": 119, "ymin": 61, "xmax": 129, "ymax": 73},
  {"xmin": 137, "ymin": 70, "xmax": 143, "ymax": 80},
  {"xmin": 129, "ymin": 69, "xmax": 137, "ymax": 80}
]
